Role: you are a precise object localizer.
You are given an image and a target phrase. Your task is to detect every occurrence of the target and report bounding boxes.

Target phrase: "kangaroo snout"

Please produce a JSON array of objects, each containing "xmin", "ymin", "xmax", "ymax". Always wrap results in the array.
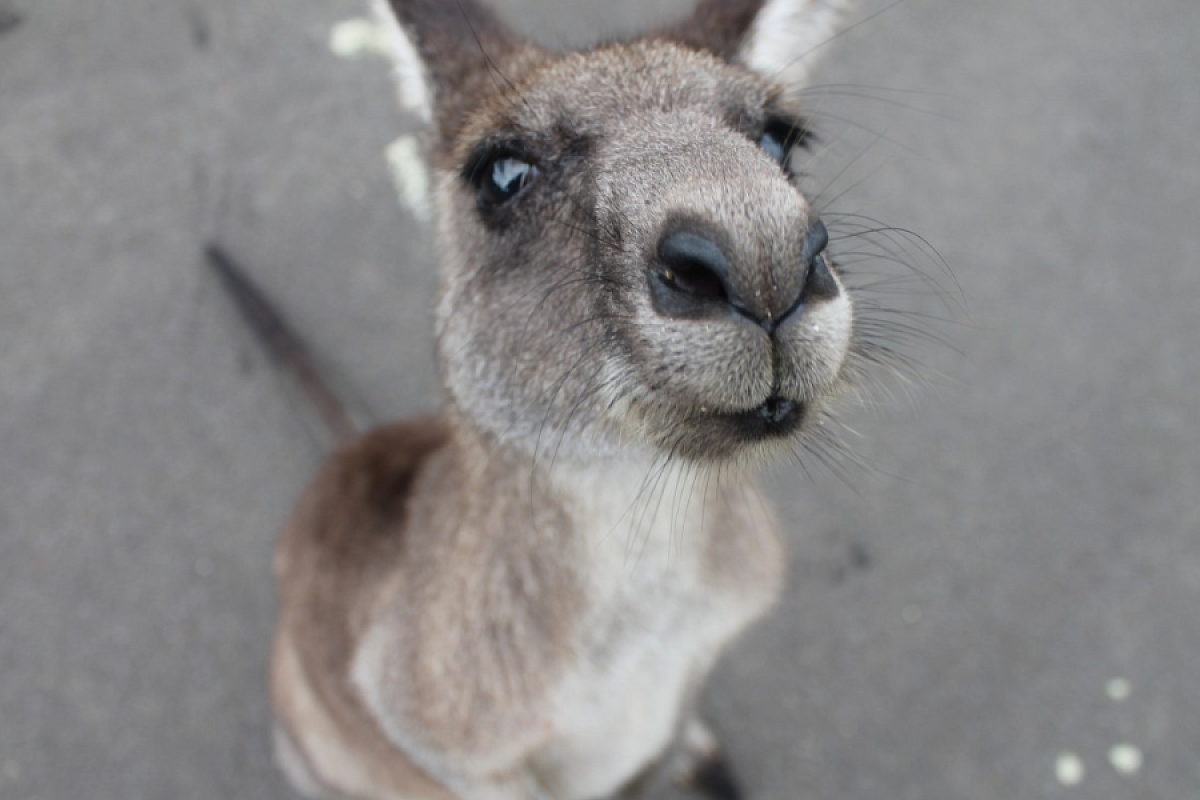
[{"xmin": 605, "ymin": 125, "xmax": 852, "ymax": 458}]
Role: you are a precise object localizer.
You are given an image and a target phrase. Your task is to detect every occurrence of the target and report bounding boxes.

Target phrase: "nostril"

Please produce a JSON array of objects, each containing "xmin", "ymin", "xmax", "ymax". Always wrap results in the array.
[
  {"xmin": 652, "ymin": 230, "xmax": 737, "ymax": 318},
  {"xmin": 802, "ymin": 252, "xmax": 838, "ymax": 301},
  {"xmin": 660, "ymin": 261, "xmax": 728, "ymax": 303},
  {"xmin": 769, "ymin": 219, "xmax": 839, "ymax": 328},
  {"xmin": 800, "ymin": 219, "xmax": 838, "ymax": 303},
  {"xmin": 802, "ymin": 219, "xmax": 829, "ymax": 265}
]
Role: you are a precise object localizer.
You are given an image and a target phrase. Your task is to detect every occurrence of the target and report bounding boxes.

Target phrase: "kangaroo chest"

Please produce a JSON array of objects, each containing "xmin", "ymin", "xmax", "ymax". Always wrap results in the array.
[{"xmin": 532, "ymin": 470, "xmax": 779, "ymax": 800}]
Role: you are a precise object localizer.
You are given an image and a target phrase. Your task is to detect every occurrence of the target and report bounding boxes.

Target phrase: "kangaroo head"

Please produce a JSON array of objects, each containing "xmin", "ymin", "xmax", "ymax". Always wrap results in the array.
[{"xmin": 379, "ymin": 0, "xmax": 854, "ymax": 462}]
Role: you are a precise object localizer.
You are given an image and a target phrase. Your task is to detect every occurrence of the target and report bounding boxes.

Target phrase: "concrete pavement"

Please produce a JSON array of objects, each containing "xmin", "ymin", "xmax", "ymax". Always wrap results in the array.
[{"xmin": 1, "ymin": 0, "xmax": 1198, "ymax": 798}]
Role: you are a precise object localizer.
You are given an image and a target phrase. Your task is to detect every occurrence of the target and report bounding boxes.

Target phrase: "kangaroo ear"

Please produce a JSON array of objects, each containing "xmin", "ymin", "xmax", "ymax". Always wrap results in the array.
[
  {"xmin": 372, "ymin": 0, "xmax": 520, "ymax": 135},
  {"xmin": 667, "ymin": 0, "xmax": 850, "ymax": 89}
]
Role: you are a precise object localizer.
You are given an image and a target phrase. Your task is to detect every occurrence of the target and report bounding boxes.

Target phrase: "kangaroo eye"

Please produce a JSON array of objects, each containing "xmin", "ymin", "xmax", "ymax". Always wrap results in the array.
[
  {"xmin": 758, "ymin": 129, "xmax": 787, "ymax": 164},
  {"xmin": 477, "ymin": 156, "xmax": 537, "ymax": 208},
  {"xmin": 757, "ymin": 118, "xmax": 812, "ymax": 171}
]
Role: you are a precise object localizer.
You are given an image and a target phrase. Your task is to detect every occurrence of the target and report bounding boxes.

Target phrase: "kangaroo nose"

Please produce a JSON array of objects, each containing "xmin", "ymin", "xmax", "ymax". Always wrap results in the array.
[{"xmin": 651, "ymin": 222, "xmax": 837, "ymax": 331}]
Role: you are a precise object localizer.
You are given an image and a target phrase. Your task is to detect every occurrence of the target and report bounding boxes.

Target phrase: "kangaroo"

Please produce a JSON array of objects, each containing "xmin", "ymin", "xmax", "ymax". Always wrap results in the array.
[{"xmin": 252, "ymin": 1, "xmax": 861, "ymax": 798}]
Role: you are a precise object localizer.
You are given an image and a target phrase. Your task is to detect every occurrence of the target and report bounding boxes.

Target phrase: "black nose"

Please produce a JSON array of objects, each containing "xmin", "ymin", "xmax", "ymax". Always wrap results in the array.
[
  {"xmin": 651, "ymin": 222, "xmax": 837, "ymax": 330},
  {"xmin": 651, "ymin": 231, "xmax": 736, "ymax": 319},
  {"xmin": 798, "ymin": 220, "xmax": 837, "ymax": 305}
]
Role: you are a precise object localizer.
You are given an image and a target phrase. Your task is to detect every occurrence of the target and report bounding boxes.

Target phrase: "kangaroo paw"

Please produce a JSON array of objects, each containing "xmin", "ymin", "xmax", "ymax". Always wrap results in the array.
[{"xmin": 671, "ymin": 719, "xmax": 742, "ymax": 800}]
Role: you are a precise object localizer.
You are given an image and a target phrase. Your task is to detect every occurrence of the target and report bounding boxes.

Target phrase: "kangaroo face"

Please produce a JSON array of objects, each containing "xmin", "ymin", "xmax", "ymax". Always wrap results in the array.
[
  {"xmin": 434, "ymin": 40, "xmax": 851, "ymax": 461},
  {"xmin": 378, "ymin": 0, "xmax": 854, "ymax": 462}
]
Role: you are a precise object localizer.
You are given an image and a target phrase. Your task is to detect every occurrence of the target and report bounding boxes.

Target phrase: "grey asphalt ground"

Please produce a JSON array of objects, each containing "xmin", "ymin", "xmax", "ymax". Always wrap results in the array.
[{"xmin": 2, "ymin": 0, "xmax": 1198, "ymax": 798}]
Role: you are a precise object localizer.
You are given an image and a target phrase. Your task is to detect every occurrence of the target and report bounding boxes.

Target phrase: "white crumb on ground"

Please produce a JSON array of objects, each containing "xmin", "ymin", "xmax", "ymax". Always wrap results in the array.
[
  {"xmin": 329, "ymin": 18, "xmax": 389, "ymax": 59},
  {"xmin": 385, "ymin": 136, "xmax": 431, "ymax": 223},
  {"xmin": 1105, "ymin": 678, "xmax": 1131, "ymax": 701},
  {"xmin": 1108, "ymin": 744, "xmax": 1143, "ymax": 776},
  {"xmin": 1055, "ymin": 752, "xmax": 1085, "ymax": 786}
]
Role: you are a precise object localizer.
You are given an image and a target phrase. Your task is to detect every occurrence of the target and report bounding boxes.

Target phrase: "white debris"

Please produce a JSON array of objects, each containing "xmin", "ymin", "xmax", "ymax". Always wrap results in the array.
[
  {"xmin": 1055, "ymin": 752, "xmax": 1085, "ymax": 786},
  {"xmin": 1105, "ymin": 678, "xmax": 1131, "ymax": 702},
  {"xmin": 385, "ymin": 136, "xmax": 432, "ymax": 223},
  {"xmin": 329, "ymin": 18, "xmax": 389, "ymax": 60},
  {"xmin": 1108, "ymin": 744, "xmax": 1143, "ymax": 776}
]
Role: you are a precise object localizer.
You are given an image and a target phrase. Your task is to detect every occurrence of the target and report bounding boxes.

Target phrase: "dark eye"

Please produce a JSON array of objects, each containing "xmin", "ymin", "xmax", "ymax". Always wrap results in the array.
[
  {"xmin": 758, "ymin": 129, "xmax": 787, "ymax": 164},
  {"xmin": 757, "ymin": 118, "xmax": 811, "ymax": 170},
  {"xmin": 477, "ymin": 156, "xmax": 537, "ymax": 208}
]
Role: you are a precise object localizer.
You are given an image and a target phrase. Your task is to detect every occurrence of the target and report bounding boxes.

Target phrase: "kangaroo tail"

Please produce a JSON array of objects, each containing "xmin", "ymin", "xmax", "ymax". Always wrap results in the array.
[{"xmin": 205, "ymin": 242, "xmax": 367, "ymax": 446}]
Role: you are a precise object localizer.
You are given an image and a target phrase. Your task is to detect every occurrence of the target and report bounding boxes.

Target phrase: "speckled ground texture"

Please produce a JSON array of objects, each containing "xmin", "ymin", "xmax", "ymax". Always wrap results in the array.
[{"xmin": 2, "ymin": 0, "xmax": 1198, "ymax": 798}]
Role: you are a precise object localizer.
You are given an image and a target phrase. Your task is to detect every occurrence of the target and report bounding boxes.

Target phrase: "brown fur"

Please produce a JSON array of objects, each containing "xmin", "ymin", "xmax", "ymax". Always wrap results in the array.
[
  {"xmin": 662, "ymin": 0, "xmax": 772, "ymax": 57},
  {"xmin": 273, "ymin": 419, "xmax": 455, "ymax": 798}
]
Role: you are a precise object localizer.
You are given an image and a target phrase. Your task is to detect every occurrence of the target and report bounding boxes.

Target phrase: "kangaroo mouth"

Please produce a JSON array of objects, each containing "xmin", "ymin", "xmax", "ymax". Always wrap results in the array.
[
  {"xmin": 712, "ymin": 395, "xmax": 806, "ymax": 441},
  {"xmin": 647, "ymin": 393, "xmax": 810, "ymax": 460}
]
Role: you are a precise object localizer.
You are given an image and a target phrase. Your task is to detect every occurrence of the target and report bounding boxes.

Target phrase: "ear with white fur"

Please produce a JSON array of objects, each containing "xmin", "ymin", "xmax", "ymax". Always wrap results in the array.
[
  {"xmin": 667, "ymin": 0, "xmax": 850, "ymax": 89},
  {"xmin": 370, "ymin": 0, "xmax": 521, "ymax": 136},
  {"xmin": 370, "ymin": 0, "xmax": 433, "ymax": 125}
]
